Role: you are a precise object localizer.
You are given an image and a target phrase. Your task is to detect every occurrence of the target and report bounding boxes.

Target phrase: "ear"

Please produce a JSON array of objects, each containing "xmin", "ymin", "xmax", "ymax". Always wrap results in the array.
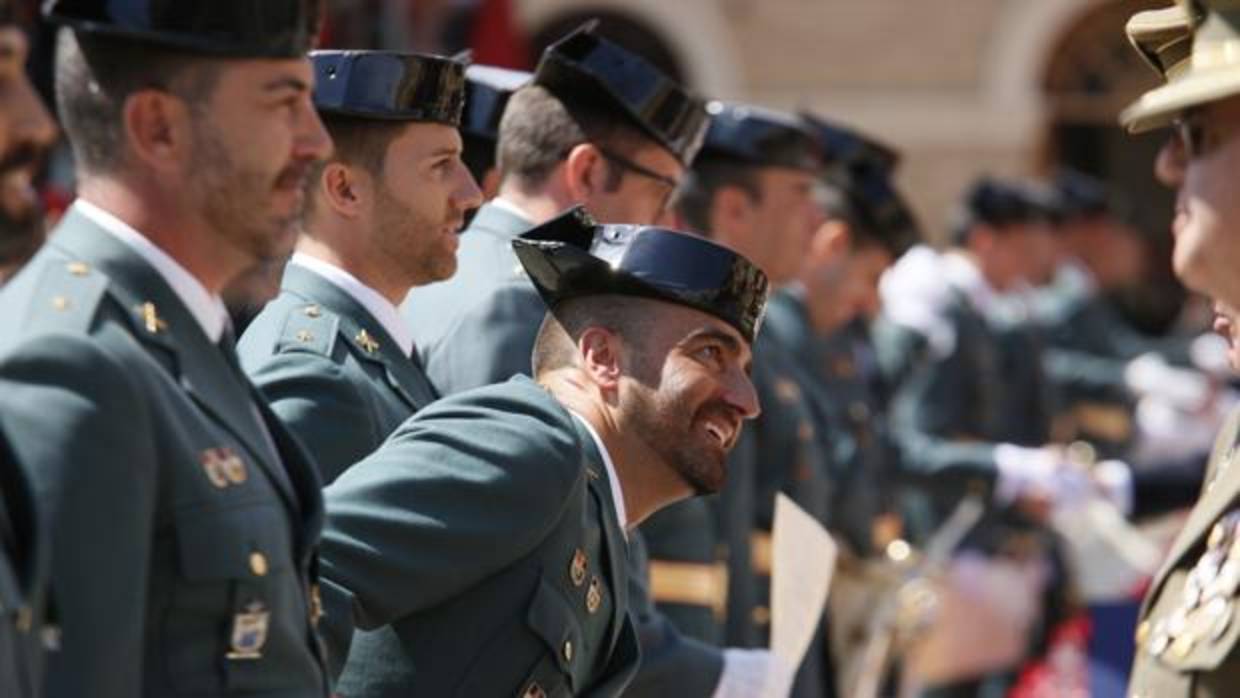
[
  {"xmin": 710, "ymin": 185, "xmax": 755, "ymax": 243},
  {"xmin": 809, "ymin": 218, "xmax": 853, "ymax": 262},
  {"xmin": 578, "ymin": 326, "xmax": 623, "ymax": 393},
  {"xmin": 564, "ymin": 142, "xmax": 605, "ymax": 202},
  {"xmin": 320, "ymin": 162, "xmax": 368, "ymax": 218},
  {"xmin": 122, "ymin": 90, "xmax": 193, "ymax": 175}
]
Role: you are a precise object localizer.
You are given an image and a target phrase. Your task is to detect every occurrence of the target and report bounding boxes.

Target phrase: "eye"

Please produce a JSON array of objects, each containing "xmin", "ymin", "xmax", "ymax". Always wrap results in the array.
[{"xmin": 695, "ymin": 344, "xmax": 724, "ymax": 367}]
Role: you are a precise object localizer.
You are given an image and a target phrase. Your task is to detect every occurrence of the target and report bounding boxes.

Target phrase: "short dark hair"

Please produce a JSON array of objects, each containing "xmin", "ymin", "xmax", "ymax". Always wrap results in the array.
[
  {"xmin": 497, "ymin": 84, "xmax": 649, "ymax": 192},
  {"xmin": 301, "ymin": 113, "xmax": 407, "ymax": 222},
  {"xmin": 54, "ymin": 29, "xmax": 222, "ymax": 176},
  {"xmin": 674, "ymin": 155, "xmax": 762, "ymax": 236},
  {"xmin": 531, "ymin": 295, "xmax": 655, "ymax": 378}
]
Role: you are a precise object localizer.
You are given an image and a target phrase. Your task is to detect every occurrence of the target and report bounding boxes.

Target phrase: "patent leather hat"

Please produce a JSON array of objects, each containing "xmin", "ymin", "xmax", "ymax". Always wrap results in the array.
[
  {"xmin": 312, "ymin": 50, "xmax": 467, "ymax": 125},
  {"xmin": 43, "ymin": 0, "xmax": 323, "ymax": 58},
  {"xmin": 462, "ymin": 64, "xmax": 531, "ymax": 141},
  {"xmin": 533, "ymin": 24, "xmax": 710, "ymax": 166},
  {"xmin": 698, "ymin": 101, "xmax": 822, "ymax": 172},
  {"xmin": 513, "ymin": 206, "xmax": 769, "ymax": 344}
]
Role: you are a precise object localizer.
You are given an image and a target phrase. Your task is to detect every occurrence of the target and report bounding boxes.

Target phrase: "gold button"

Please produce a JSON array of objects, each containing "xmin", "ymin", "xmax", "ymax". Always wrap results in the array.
[
  {"xmin": 303, "ymin": 305, "xmax": 321, "ymax": 318},
  {"xmin": 249, "ymin": 552, "xmax": 268, "ymax": 577},
  {"xmin": 562, "ymin": 640, "xmax": 573, "ymax": 662}
]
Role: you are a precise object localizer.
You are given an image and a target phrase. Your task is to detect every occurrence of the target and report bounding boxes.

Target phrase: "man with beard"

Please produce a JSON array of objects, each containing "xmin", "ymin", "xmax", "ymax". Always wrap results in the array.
[
  {"xmin": 1121, "ymin": 2, "xmax": 1240, "ymax": 694},
  {"xmin": 239, "ymin": 50, "xmax": 481, "ymax": 485},
  {"xmin": 0, "ymin": 2, "xmax": 57, "ymax": 696},
  {"xmin": 317, "ymin": 207, "xmax": 765, "ymax": 697},
  {"xmin": 0, "ymin": 2, "xmax": 334, "ymax": 697},
  {"xmin": 0, "ymin": 0, "xmax": 57, "ymax": 284}
]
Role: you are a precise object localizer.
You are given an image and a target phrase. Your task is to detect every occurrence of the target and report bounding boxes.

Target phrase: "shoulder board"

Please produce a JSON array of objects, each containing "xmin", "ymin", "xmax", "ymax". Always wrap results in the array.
[
  {"xmin": 19, "ymin": 259, "xmax": 110, "ymax": 335},
  {"xmin": 274, "ymin": 301, "xmax": 340, "ymax": 356}
]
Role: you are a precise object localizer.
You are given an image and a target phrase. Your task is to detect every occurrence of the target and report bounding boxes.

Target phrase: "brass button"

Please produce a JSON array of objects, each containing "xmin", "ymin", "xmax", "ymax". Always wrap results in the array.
[
  {"xmin": 249, "ymin": 552, "xmax": 269, "ymax": 577},
  {"xmin": 562, "ymin": 640, "xmax": 573, "ymax": 663}
]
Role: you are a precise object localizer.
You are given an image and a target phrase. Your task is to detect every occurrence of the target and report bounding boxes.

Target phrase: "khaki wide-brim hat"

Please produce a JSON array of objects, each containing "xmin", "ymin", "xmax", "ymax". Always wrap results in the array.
[{"xmin": 1121, "ymin": 1, "xmax": 1240, "ymax": 133}]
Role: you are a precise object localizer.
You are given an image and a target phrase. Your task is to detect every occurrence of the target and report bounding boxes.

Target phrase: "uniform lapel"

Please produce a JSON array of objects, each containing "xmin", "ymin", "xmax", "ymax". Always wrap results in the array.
[
  {"xmin": 50, "ymin": 213, "xmax": 300, "ymax": 509},
  {"xmin": 1145, "ymin": 410, "xmax": 1240, "ymax": 610},
  {"xmin": 283, "ymin": 266, "xmax": 438, "ymax": 410}
]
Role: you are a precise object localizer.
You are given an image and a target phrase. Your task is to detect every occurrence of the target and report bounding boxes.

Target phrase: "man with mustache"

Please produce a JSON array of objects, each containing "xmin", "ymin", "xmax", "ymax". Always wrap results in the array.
[
  {"xmin": 318, "ymin": 208, "xmax": 765, "ymax": 697},
  {"xmin": 239, "ymin": 50, "xmax": 481, "ymax": 485},
  {"xmin": 1121, "ymin": 1, "xmax": 1240, "ymax": 695},
  {"xmin": 0, "ymin": 0, "xmax": 57, "ymax": 285},
  {"xmin": 0, "ymin": 1, "xmax": 335, "ymax": 696}
]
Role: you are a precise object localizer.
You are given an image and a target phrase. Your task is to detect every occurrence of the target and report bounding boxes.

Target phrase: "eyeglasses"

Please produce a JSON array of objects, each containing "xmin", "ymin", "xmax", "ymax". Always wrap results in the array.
[
  {"xmin": 594, "ymin": 144, "xmax": 680, "ymax": 190},
  {"xmin": 1172, "ymin": 109, "xmax": 1240, "ymax": 161}
]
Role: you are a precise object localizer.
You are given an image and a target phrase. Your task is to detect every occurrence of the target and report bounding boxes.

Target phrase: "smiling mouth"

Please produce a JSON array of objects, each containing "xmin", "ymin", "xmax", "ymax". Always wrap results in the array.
[{"xmin": 701, "ymin": 415, "xmax": 738, "ymax": 449}]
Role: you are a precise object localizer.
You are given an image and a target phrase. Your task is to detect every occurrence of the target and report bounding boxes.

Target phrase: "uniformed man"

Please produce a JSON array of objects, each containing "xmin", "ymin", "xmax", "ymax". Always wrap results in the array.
[
  {"xmin": 239, "ymin": 50, "xmax": 481, "ymax": 485},
  {"xmin": 318, "ymin": 207, "xmax": 766, "ymax": 697},
  {"xmin": 459, "ymin": 63, "xmax": 530, "ymax": 201},
  {"xmin": 645, "ymin": 101, "xmax": 833, "ymax": 696},
  {"xmin": 402, "ymin": 24, "xmax": 708, "ymax": 394},
  {"xmin": 0, "ymin": 2, "xmax": 334, "ymax": 696},
  {"xmin": 0, "ymin": 0, "xmax": 58, "ymax": 284},
  {"xmin": 1120, "ymin": 2, "xmax": 1240, "ymax": 694}
]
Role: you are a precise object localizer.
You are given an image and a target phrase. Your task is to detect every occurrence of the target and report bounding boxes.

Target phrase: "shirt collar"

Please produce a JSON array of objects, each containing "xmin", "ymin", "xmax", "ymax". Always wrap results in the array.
[
  {"xmin": 73, "ymin": 199, "xmax": 230, "ymax": 343},
  {"xmin": 290, "ymin": 252, "xmax": 416, "ymax": 357},
  {"xmin": 568, "ymin": 411, "xmax": 628, "ymax": 537},
  {"xmin": 488, "ymin": 196, "xmax": 536, "ymax": 224}
]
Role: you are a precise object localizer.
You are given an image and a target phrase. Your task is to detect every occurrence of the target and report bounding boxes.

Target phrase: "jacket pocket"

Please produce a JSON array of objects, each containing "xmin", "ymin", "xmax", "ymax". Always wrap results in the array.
[{"xmin": 517, "ymin": 579, "xmax": 584, "ymax": 697}]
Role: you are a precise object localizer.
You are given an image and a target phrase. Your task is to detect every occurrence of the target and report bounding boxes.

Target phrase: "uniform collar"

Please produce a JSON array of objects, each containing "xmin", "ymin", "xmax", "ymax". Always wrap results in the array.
[
  {"xmin": 73, "ymin": 198, "xmax": 229, "ymax": 343},
  {"xmin": 568, "ymin": 411, "xmax": 628, "ymax": 536},
  {"xmin": 289, "ymin": 252, "xmax": 416, "ymax": 357},
  {"xmin": 488, "ymin": 196, "xmax": 537, "ymax": 225}
]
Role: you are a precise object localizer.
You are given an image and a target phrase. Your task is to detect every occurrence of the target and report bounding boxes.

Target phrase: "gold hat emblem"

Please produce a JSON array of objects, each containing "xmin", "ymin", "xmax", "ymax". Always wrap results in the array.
[{"xmin": 135, "ymin": 302, "xmax": 167, "ymax": 334}]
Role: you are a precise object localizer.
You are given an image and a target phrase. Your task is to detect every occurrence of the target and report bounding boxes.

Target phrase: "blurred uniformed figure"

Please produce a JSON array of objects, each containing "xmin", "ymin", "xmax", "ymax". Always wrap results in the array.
[
  {"xmin": 239, "ymin": 50, "xmax": 480, "ymax": 485},
  {"xmin": 402, "ymin": 24, "xmax": 707, "ymax": 393},
  {"xmin": 1120, "ymin": 2, "xmax": 1240, "ymax": 695},
  {"xmin": 0, "ymin": 2, "xmax": 335, "ymax": 696},
  {"xmin": 459, "ymin": 63, "xmax": 529, "ymax": 201},
  {"xmin": 317, "ymin": 209, "xmax": 766, "ymax": 697},
  {"xmin": 0, "ymin": 3, "xmax": 58, "ymax": 694},
  {"xmin": 0, "ymin": 0, "xmax": 57, "ymax": 285},
  {"xmin": 644, "ymin": 101, "xmax": 830, "ymax": 696},
  {"xmin": 760, "ymin": 114, "xmax": 921, "ymax": 697}
]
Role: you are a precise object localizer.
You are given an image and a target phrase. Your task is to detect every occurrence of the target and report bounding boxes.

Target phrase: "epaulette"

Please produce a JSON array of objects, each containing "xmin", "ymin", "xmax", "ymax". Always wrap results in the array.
[
  {"xmin": 19, "ymin": 259, "xmax": 109, "ymax": 335},
  {"xmin": 274, "ymin": 301, "xmax": 340, "ymax": 356}
]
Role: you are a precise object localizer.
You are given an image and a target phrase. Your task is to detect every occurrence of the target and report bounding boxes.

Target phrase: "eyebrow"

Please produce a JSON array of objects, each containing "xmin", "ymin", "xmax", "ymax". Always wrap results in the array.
[
  {"xmin": 263, "ymin": 76, "xmax": 311, "ymax": 94},
  {"xmin": 683, "ymin": 326, "xmax": 746, "ymax": 356}
]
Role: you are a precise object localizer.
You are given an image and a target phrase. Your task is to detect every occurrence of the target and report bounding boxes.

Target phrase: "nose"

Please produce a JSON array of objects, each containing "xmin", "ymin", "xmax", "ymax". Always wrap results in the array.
[
  {"xmin": 1155, "ymin": 133, "xmax": 1187, "ymax": 188},
  {"xmin": 726, "ymin": 368, "xmax": 762, "ymax": 421},
  {"xmin": 12, "ymin": 77, "xmax": 58, "ymax": 152},
  {"xmin": 455, "ymin": 162, "xmax": 483, "ymax": 212},
  {"xmin": 294, "ymin": 99, "xmax": 333, "ymax": 163}
]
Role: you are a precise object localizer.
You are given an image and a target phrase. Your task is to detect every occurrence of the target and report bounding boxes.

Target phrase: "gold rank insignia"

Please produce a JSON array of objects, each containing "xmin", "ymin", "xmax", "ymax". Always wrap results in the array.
[
  {"xmin": 355, "ymin": 329, "xmax": 380, "ymax": 354},
  {"xmin": 227, "ymin": 600, "xmax": 270, "ymax": 660},
  {"xmin": 586, "ymin": 576, "xmax": 603, "ymax": 614},
  {"xmin": 303, "ymin": 304, "xmax": 322, "ymax": 318},
  {"xmin": 570, "ymin": 549, "xmax": 588, "ymax": 587},
  {"xmin": 135, "ymin": 302, "xmax": 167, "ymax": 334},
  {"xmin": 199, "ymin": 447, "xmax": 247, "ymax": 489},
  {"xmin": 66, "ymin": 261, "xmax": 91, "ymax": 276}
]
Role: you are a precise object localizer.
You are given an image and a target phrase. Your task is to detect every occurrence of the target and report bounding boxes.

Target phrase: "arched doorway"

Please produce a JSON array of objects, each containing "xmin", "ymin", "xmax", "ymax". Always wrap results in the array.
[{"xmin": 1039, "ymin": 0, "xmax": 1186, "ymax": 333}]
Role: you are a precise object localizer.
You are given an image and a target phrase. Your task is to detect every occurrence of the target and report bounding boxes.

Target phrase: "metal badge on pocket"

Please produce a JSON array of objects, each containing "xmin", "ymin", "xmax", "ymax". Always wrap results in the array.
[
  {"xmin": 199, "ymin": 447, "xmax": 248, "ymax": 489},
  {"xmin": 227, "ymin": 600, "xmax": 270, "ymax": 660}
]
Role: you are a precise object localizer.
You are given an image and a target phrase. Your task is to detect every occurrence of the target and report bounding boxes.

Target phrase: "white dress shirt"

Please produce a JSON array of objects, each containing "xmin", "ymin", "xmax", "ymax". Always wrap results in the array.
[
  {"xmin": 74, "ymin": 199, "xmax": 230, "ymax": 343},
  {"xmin": 289, "ymin": 252, "xmax": 416, "ymax": 357},
  {"xmin": 568, "ymin": 411, "xmax": 628, "ymax": 536}
]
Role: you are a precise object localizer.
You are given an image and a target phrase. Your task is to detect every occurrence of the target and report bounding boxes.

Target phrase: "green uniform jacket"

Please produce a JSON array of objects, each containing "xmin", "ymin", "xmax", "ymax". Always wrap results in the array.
[
  {"xmin": 238, "ymin": 264, "xmax": 438, "ymax": 484},
  {"xmin": 0, "ymin": 429, "xmax": 47, "ymax": 698},
  {"xmin": 404, "ymin": 201, "xmax": 536, "ymax": 394},
  {"xmin": 319, "ymin": 376, "xmax": 640, "ymax": 697},
  {"xmin": 1128, "ymin": 407, "xmax": 1240, "ymax": 697},
  {"xmin": 0, "ymin": 210, "xmax": 329, "ymax": 698}
]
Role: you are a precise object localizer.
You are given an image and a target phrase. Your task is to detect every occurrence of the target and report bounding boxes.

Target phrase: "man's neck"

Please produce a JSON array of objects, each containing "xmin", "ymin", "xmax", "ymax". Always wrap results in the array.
[
  {"xmin": 294, "ymin": 235, "xmax": 407, "ymax": 307},
  {"xmin": 494, "ymin": 181, "xmax": 575, "ymax": 226},
  {"xmin": 78, "ymin": 178, "xmax": 243, "ymax": 294}
]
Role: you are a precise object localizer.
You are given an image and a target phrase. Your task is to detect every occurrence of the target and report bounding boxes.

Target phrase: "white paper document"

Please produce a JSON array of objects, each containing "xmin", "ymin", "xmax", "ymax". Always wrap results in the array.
[{"xmin": 770, "ymin": 493, "xmax": 838, "ymax": 669}]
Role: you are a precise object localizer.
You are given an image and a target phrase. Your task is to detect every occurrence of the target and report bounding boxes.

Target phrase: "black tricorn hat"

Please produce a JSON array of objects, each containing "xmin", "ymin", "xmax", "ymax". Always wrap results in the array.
[
  {"xmin": 699, "ymin": 102, "xmax": 822, "ymax": 172},
  {"xmin": 0, "ymin": 0, "xmax": 14, "ymax": 25},
  {"xmin": 462, "ymin": 64, "xmax": 531, "ymax": 141},
  {"xmin": 513, "ymin": 206, "xmax": 769, "ymax": 344},
  {"xmin": 312, "ymin": 51, "xmax": 466, "ymax": 126},
  {"xmin": 1050, "ymin": 169, "xmax": 1112, "ymax": 221},
  {"xmin": 533, "ymin": 23, "xmax": 710, "ymax": 166},
  {"xmin": 799, "ymin": 111, "xmax": 900, "ymax": 174},
  {"xmin": 43, "ymin": 0, "xmax": 322, "ymax": 58}
]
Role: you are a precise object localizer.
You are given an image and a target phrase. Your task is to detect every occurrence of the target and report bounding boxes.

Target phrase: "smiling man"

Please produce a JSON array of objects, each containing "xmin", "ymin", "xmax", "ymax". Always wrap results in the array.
[
  {"xmin": 0, "ymin": 2, "xmax": 334, "ymax": 696},
  {"xmin": 1120, "ymin": 2, "xmax": 1240, "ymax": 695},
  {"xmin": 0, "ymin": 1, "xmax": 57, "ymax": 284},
  {"xmin": 239, "ymin": 50, "xmax": 481, "ymax": 485},
  {"xmin": 318, "ymin": 207, "xmax": 766, "ymax": 697}
]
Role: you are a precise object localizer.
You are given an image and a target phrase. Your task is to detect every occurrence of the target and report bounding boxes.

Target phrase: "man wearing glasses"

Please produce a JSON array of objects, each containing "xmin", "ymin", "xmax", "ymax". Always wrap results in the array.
[
  {"xmin": 1123, "ymin": 2, "xmax": 1240, "ymax": 695},
  {"xmin": 401, "ymin": 24, "xmax": 707, "ymax": 395}
]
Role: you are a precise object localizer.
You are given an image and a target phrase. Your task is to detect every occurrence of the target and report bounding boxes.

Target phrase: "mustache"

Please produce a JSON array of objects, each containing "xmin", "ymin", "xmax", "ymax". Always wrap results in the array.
[{"xmin": 0, "ymin": 143, "xmax": 47, "ymax": 175}]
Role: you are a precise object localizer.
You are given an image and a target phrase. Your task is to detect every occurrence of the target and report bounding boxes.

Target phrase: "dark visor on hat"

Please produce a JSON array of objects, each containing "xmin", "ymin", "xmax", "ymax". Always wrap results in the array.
[
  {"xmin": 800, "ymin": 112, "xmax": 899, "ymax": 174},
  {"xmin": 44, "ymin": 0, "xmax": 322, "ymax": 58},
  {"xmin": 701, "ymin": 102, "xmax": 821, "ymax": 172},
  {"xmin": 535, "ymin": 26, "xmax": 710, "ymax": 166},
  {"xmin": 312, "ymin": 51, "xmax": 466, "ymax": 125}
]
